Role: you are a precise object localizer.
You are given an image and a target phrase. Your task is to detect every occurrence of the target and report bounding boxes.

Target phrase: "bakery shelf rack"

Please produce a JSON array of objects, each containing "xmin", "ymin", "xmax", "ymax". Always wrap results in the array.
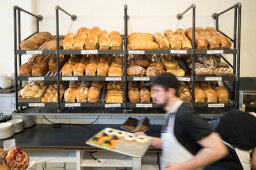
[{"xmin": 13, "ymin": 3, "xmax": 242, "ymax": 116}]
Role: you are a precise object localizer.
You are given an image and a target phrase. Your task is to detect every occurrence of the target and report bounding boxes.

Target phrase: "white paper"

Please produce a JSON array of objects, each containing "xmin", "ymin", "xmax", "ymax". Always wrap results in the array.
[
  {"xmin": 4, "ymin": 139, "xmax": 16, "ymax": 151},
  {"xmin": 105, "ymin": 77, "xmax": 122, "ymax": 81},
  {"xmin": 133, "ymin": 77, "xmax": 150, "ymax": 81},
  {"xmin": 81, "ymin": 50, "xmax": 98, "ymax": 54},
  {"xmin": 105, "ymin": 104, "xmax": 121, "ymax": 108},
  {"xmin": 28, "ymin": 77, "xmax": 44, "ymax": 81},
  {"xmin": 136, "ymin": 104, "xmax": 152, "ymax": 108},
  {"xmin": 208, "ymin": 104, "xmax": 225, "ymax": 108},
  {"xmin": 170, "ymin": 50, "xmax": 187, "ymax": 54},
  {"xmin": 26, "ymin": 50, "xmax": 42, "ymax": 54},
  {"xmin": 177, "ymin": 77, "xmax": 191, "ymax": 81},
  {"xmin": 65, "ymin": 103, "xmax": 81, "ymax": 107},
  {"xmin": 29, "ymin": 103, "xmax": 45, "ymax": 107},
  {"xmin": 207, "ymin": 50, "xmax": 224, "ymax": 54},
  {"xmin": 62, "ymin": 77, "xmax": 78, "ymax": 81},
  {"xmin": 128, "ymin": 50, "xmax": 145, "ymax": 54},
  {"xmin": 205, "ymin": 77, "xmax": 222, "ymax": 81}
]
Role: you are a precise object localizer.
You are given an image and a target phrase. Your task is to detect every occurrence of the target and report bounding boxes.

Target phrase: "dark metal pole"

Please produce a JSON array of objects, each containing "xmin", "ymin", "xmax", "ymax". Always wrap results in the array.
[
  {"xmin": 55, "ymin": 6, "xmax": 77, "ymax": 21},
  {"xmin": 14, "ymin": 7, "xmax": 18, "ymax": 112},
  {"xmin": 233, "ymin": 7, "xmax": 238, "ymax": 101},
  {"xmin": 124, "ymin": 4, "xmax": 128, "ymax": 112},
  {"xmin": 56, "ymin": 8, "xmax": 61, "ymax": 112},
  {"xmin": 13, "ymin": 6, "xmax": 43, "ymax": 20},
  {"xmin": 191, "ymin": 6, "xmax": 196, "ymax": 110},
  {"xmin": 236, "ymin": 5, "xmax": 242, "ymax": 109},
  {"xmin": 177, "ymin": 4, "xmax": 196, "ymax": 20}
]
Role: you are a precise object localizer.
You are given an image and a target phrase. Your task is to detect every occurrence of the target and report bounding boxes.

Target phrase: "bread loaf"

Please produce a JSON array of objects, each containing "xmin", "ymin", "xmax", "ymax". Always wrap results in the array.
[
  {"xmin": 62, "ymin": 63, "xmax": 74, "ymax": 76},
  {"xmin": 110, "ymin": 31, "xmax": 121, "ymax": 37},
  {"xmin": 108, "ymin": 66, "xmax": 123, "ymax": 76},
  {"xmin": 135, "ymin": 55, "xmax": 149, "ymax": 68},
  {"xmin": 97, "ymin": 62, "xmax": 109, "ymax": 76},
  {"xmin": 20, "ymin": 40, "xmax": 38, "ymax": 50},
  {"xmin": 28, "ymin": 55, "xmax": 41, "ymax": 64},
  {"xmin": 205, "ymin": 89, "xmax": 218, "ymax": 103},
  {"xmin": 73, "ymin": 63, "xmax": 86, "ymax": 76},
  {"xmin": 99, "ymin": 30, "xmax": 110, "ymax": 50},
  {"xmin": 140, "ymin": 88, "xmax": 150, "ymax": 103},
  {"xmin": 195, "ymin": 68, "xmax": 214, "ymax": 76},
  {"xmin": 214, "ymin": 68, "xmax": 233, "ymax": 76},
  {"xmin": 73, "ymin": 32, "xmax": 86, "ymax": 50},
  {"xmin": 146, "ymin": 67, "xmax": 164, "ymax": 76},
  {"xmin": 76, "ymin": 86, "xmax": 89, "ymax": 102},
  {"xmin": 64, "ymin": 88, "xmax": 77, "ymax": 102},
  {"xmin": 195, "ymin": 88, "xmax": 205, "ymax": 103},
  {"xmin": 127, "ymin": 66, "xmax": 145, "ymax": 76},
  {"xmin": 129, "ymin": 88, "xmax": 140, "ymax": 103},
  {"xmin": 29, "ymin": 34, "xmax": 45, "ymax": 46},
  {"xmin": 19, "ymin": 63, "xmax": 34, "ymax": 76},
  {"xmin": 48, "ymin": 55, "xmax": 65, "ymax": 72},
  {"xmin": 215, "ymin": 86, "xmax": 229, "ymax": 103},
  {"xmin": 39, "ymin": 40, "xmax": 59, "ymax": 50},
  {"xmin": 88, "ymin": 87, "xmax": 100, "ymax": 103},
  {"xmin": 62, "ymin": 33, "xmax": 75, "ymax": 50},
  {"xmin": 32, "ymin": 62, "xmax": 48, "ymax": 76}
]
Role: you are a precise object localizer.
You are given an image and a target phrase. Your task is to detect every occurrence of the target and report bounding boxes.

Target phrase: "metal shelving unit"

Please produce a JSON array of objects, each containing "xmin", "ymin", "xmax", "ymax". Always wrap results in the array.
[{"xmin": 13, "ymin": 3, "xmax": 242, "ymax": 116}]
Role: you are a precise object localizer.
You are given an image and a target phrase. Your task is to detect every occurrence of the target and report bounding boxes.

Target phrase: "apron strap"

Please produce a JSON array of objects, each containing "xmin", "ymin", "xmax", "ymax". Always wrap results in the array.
[{"xmin": 219, "ymin": 139, "xmax": 236, "ymax": 150}]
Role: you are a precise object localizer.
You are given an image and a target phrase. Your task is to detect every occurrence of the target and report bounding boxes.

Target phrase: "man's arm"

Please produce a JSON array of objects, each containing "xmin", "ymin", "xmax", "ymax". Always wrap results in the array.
[
  {"xmin": 135, "ymin": 132, "xmax": 162, "ymax": 149},
  {"xmin": 167, "ymin": 133, "xmax": 227, "ymax": 170},
  {"xmin": 252, "ymin": 147, "xmax": 256, "ymax": 170}
]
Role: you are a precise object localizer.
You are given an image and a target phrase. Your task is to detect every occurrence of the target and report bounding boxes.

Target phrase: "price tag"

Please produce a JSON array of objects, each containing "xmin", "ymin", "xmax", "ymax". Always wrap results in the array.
[
  {"xmin": 26, "ymin": 50, "xmax": 42, "ymax": 55},
  {"xmin": 105, "ymin": 104, "xmax": 121, "ymax": 108},
  {"xmin": 205, "ymin": 77, "xmax": 222, "ymax": 81},
  {"xmin": 81, "ymin": 50, "xmax": 98, "ymax": 54},
  {"xmin": 62, "ymin": 77, "xmax": 78, "ymax": 81},
  {"xmin": 65, "ymin": 103, "xmax": 81, "ymax": 107},
  {"xmin": 136, "ymin": 104, "xmax": 152, "ymax": 108},
  {"xmin": 170, "ymin": 50, "xmax": 187, "ymax": 54},
  {"xmin": 4, "ymin": 139, "xmax": 16, "ymax": 151},
  {"xmin": 207, "ymin": 50, "xmax": 223, "ymax": 54},
  {"xmin": 128, "ymin": 50, "xmax": 145, "ymax": 54},
  {"xmin": 208, "ymin": 104, "xmax": 225, "ymax": 108},
  {"xmin": 28, "ymin": 77, "xmax": 44, "ymax": 81},
  {"xmin": 177, "ymin": 77, "xmax": 191, "ymax": 81},
  {"xmin": 105, "ymin": 77, "xmax": 122, "ymax": 81},
  {"xmin": 29, "ymin": 103, "xmax": 45, "ymax": 107},
  {"xmin": 133, "ymin": 77, "xmax": 150, "ymax": 81}
]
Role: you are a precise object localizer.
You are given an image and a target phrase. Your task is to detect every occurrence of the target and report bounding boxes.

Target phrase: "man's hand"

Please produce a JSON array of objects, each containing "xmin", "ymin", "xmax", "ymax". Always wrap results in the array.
[
  {"xmin": 166, "ymin": 162, "xmax": 191, "ymax": 170},
  {"xmin": 134, "ymin": 132, "xmax": 162, "ymax": 149}
]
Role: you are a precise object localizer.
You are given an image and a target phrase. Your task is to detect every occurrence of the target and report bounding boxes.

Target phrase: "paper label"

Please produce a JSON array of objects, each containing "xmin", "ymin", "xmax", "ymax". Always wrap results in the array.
[
  {"xmin": 28, "ymin": 77, "xmax": 44, "ymax": 81},
  {"xmin": 62, "ymin": 77, "xmax": 78, "ymax": 81},
  {"xmin": 105, "ymin": 104, "xmax": 121, "ymax": 108},
  {"xmin": 208, "ymin": 104, "xmax": 225, "ymax": 108},
  {"xmin": 177, "ymin": 77, "xmax": 190, "ymax": 81},
  {"xmin": 170, "ymin": 50, "xmax": 187, "ymax": 54},
  {"xmin": 207, "ymin": 50, "xmax": 223, "ymax": 54},
  {"xmin": 26, "ymin": 50, "xmax": 42, "ymax": 55},
  {"xmin": 29, "ymin": 103, "xmax": 45, "ymax": 107},
  {"xmin": 133, "ymin": 77, "xmax": 150, "ymax": 81},
  {"xmin": 4, "ymin": 139, "xmax": 16, "ymax": 151},
  {"xmin": 81, "ymin": 50, "xmax": 98, "ymax": 54},
  {"xmin": 136, "ymin": 104, "xmax": 152, "ymax": 108},
  {"xmin": 128, "ymin": 50, "xmax": 145, "ymax": 54},
  {"xmin": 65, "ymin": 103, "xmax": 81, "ymax": 107},
  {"xmin": 205, "ymin": 77, "xmax": 222, "ymax": 81},
  {"xmin": 105, "ymin": 77, "xmax": 122, "ymax": 81}
]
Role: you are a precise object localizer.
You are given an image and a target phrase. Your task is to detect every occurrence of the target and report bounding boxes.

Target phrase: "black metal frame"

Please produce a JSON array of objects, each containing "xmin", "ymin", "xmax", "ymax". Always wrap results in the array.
[{"xmin": 13, "ymin": 3, "xmax": 242, "ymax": 115}]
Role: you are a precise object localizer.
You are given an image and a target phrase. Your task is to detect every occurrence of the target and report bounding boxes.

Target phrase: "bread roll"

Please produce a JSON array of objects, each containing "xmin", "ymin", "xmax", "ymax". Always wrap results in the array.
[
  {"xmin": 153, "ymin": 32, "xmax": 169, "ymax": 49},
  {"xmin": 175, "ymin": 28, "xmax": 185, "ymax": 35},
  {"xmin": 88, "ymin": 87, "xmax": 100, "ymax": 103},
  {"xmin": 76, "ymin": 86, "xmax": 89, "ymax": 102},
  {"xmin": 62, "ymin": 33, "xmax": 75, "ymax": 50},
  {"xmin": 149, "ymin": 62, "xmax": 164, "ymax": 69},
  {"xmin": 64, "ymin": 88, "xmax": 77, "ymax": 102},
  {"xmin": 91, "ymin": 26, "xmax": 101, "ymax": 35},
  {"xmin": 20, "ymin": 40, "xmax": 38, "ymax": 50},
  {"xmin": 164, "ymin": 29, "xmax": 174, "ymax": 38},
  {"xmin": 73, "ymin": 63, "xmax": 86, "ymax": 76},
  {"xmin": 129, "ymin": 88, "xmax": 140, "ymax": 103},
  {"xmin": 203, "ymin": 31, "xmax": 220, "ymax": 49},
  {"xmin": 62, "ymin": 63, "xmax": 74, "ymax": 76},
  {"xmin": 140, "ymin": 88, "xmax": 151, "ymax": 103},
  {"xmin": 32, "ymin": 62, "xmax": 48, "ymax": 76},
  {"xmin": 146, "ymin": 67, "xmax": 165, "ymax": 76},
  {"xmin": 77, "ymin": 27, "xmax": 90, "ymax": 34},
  {"xmin": 161, "ymin": 56, "xmax": 179, "ymax": 69},
  {"xmin": 19, "ymin": 63, "xmax": 34, "ymax": 76},
  {"xmin": 127, "ymin": 66, "xmax": 145, "ymax": 76}
]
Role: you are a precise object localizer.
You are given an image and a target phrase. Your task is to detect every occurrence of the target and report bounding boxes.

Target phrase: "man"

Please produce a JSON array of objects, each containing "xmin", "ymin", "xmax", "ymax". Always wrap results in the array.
[
  {"xmin": 206, "ymin": 110, "xmax": 256, "ymax": 170},
  {"xmin": 136, "ymin": 73, "xmax": 227, "ymax": 170}
]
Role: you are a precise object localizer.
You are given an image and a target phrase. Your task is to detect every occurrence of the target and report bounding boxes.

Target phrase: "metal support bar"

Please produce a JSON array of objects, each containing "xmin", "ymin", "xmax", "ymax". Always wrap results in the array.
[
  {"xmin": 220, "ymin": 54, "xmax": 233, "ymax": 68},
  {"xmin": 177, "ymin": 4, "xmax": 196, "ymax": 109},
  {"xmin": 212, "ymin": 3, "xmax": 242, "ymax": 18},
  {"xmin": 124, "ymin": 4, "xmax": 128, "ymax": 112},
  {"xmin": 14, "ymin": 7, "xmax": 18, "ymax": 112},
  {"xmin": 177, "ymin": 4, "xmax": 196, "ymax": 20},
  {"xmin": 55, "ymin": 6, "xmax": 77, "ymax": 21},
  {"xmin": 55, "ymin": 6, "xmax": 77, "ymax": 112},
  {"xmin": 217, "ymin": 30, "xmax": 234, "ymax": 42},
  {"xmin": 14, "ymin": 6, "xmax": 43, "ymax": 21}
]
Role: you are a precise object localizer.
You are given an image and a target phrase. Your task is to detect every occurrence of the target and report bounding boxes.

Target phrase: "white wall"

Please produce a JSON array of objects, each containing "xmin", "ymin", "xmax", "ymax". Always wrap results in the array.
[{"xmin": 0, "ymin": 0, "xmax": 255, "ymax": 76}]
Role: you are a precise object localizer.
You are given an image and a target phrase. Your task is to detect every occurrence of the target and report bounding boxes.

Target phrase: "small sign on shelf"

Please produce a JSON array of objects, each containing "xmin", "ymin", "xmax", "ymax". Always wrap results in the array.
[
  {"xmin": 208, "ymin": 104, "xmax": 225, "ymax": 108},
  {"xmin": 26, "ymin": 50, "xmax": 42, "ymax": 55},
  {"xmin": 128, "ymin": 50, "xmax": 145, "ymax": 55},
  {"xmin": 4, "ymin": 139, "xmax": 16, "ymax": 151},
  {"xmin": 177, "ymin": 77, "xmax": 191, "ymax": 81},
  {"xmin": 65, "ymin": 103, "xmax": 81, "ymax": 107},
  {"xmin": 62, "ymin": 77, "xmax": 78, "ymax": 81},
  {"xmin": 136, "ymin": 104, "xmax": 153, "ymax": 108},
  {"xmin": 207, "ymin": 50, "xmax": 224, "ymax": 54},
  {"xmin": 81, "ymin": 50, "xmax": 98, "ymax": 54},
  {"xmin": 133, "ymin": 77, "xmax": 150, "ymax": 81},
  {"xmin": 29, "ymin": 103, "xmax": 45, "ymax": 107},
  {"xmin": 105, "ymin": 104, "xmax": 121, "ymax": 108},
  {"xmin": 28, "ymin": 77, "xmax": 44, "ymax": 81},
  {"xmin": 105, "ymin": 77, "xmax": 122, "ymax": 81},
  {"xmin": 205, "ymin": 77, "xmax": 222, "ymax": 81},
  {"xmin": 170, "ymin": 50, "xmax": 187, "ymax": 54}
]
